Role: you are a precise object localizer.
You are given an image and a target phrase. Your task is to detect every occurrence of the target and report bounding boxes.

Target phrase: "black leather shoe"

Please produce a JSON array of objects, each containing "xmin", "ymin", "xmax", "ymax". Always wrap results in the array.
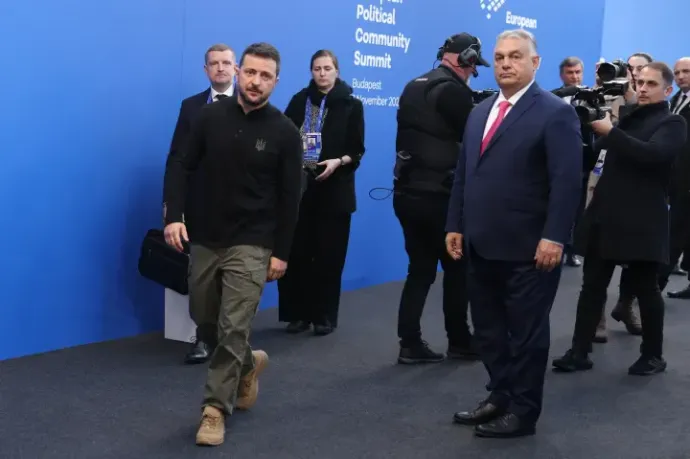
[
  {"xmin": 313, "ymin": 323, "xmax": 334, "ymax": 336},
  {"xmin": 447, "ymin": 344, "xmax": 481, "ymax": 361},
  {"xmin": 453, "ymin": 400, "xmax": 504, "ymax": 425},
  {"xmin": 628, "ymin": 355, "xmax": 667, "ymax": 375},
  {"xmin": 398, "ymin": 341, "xmax": 445, "ymax": 364},
  {"xmin": 184, "ymin": 340, "xmax": 211, "ymax": 365},
  {"xmin": 552, "ymin": 349, "xmax": 593, "ymax": 372},
  {"xmin": 286, "ymin": 321, "xmax": 311, "ymax": 333},
  {"xmin": 667, "ymin": 286, "xmax": 690, "ymax": 299},
  {"xmin": 475, "ymin": 413, "xmax": 536, "ymax": 438}
]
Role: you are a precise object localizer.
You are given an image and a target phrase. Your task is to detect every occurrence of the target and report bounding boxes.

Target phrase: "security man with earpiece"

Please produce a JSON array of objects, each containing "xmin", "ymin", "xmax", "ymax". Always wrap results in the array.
[{"xmin": 393, "ymin": 32, "xmax": 489, "ymax": 365}]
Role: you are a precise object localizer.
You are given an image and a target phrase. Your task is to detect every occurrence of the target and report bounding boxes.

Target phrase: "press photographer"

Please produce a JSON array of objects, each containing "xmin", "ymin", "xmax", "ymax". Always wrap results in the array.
[
  {"xmin": 590, "ymin": 54, "xmax": 654, "ymax": 337},
  {"xmin": 554, "ymin": 56, "xmax": 651, "ymax": 338},
  {"xmin": 552, "ymin": 61, "xmax": 687, "ymax": 376},
  {"xmin": 392, "ymin": 32, "xmax": 488, "ymax": 364}
]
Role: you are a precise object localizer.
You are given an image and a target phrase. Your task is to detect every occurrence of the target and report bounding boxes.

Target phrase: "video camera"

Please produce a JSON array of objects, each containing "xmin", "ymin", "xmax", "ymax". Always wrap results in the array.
[
  {"xmin": 597, "ymin": 59, "xmax": 630, "ymax": 82},
  {"xmin": 471, "ymin": 89, "xmax": 498, "ymax": 105},
  {"xmin": 555, "ymin": 59, "xmax": 631, "ymax": 123}
]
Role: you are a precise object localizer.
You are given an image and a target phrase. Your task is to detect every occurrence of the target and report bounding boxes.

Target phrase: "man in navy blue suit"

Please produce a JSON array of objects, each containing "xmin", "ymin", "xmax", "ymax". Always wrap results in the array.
[{"xmin": 445, "ymin": 29, "xmax": 582, "ymax": 438}]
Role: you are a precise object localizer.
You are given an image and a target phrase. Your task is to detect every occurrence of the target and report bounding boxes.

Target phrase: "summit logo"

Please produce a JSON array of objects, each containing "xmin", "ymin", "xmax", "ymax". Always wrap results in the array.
[
  {"xmin": 480, "ymin": 0, "xmax": 506, "ymax": 19},
  {"xmin": 480, "ymin": 0, "xmax": 538, "ymax": 29}
]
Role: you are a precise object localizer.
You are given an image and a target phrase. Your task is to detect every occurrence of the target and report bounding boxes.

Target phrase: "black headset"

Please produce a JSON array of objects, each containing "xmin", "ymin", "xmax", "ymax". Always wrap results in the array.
[{"xmin": 436, "ymin": 36, "xmax": 481, "ymax": 76}]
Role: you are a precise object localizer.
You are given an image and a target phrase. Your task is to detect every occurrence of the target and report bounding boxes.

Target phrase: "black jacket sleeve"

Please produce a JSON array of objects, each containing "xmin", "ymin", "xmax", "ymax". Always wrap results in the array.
[
  {"xmin": 167, "ymin": 101, "xmax": 190, "ymax": 166},
  {"xmin": 272, "ymin": 123, "xmax": 304, "ymax": 261},
  {"xmin": 344, "ymin": 99, "xmax": 366, "ymax": 170},
  {"xmin": 163, "ymin": 108, "xmax": 207, "ymax": 225},
  {"xmin": 436, "ymin": 84, "xmax": 474, "ymax": 142},
  {"xmin": 284, "ymin": 94, "xmax": 304, "ymax": 129},
  {"xmin": 606, "ymin": 116, "xmax": 688, "ymax": 165},
  {"xmin": 162, "ymin": 101, "xmax": 190, "ymax": 202}
]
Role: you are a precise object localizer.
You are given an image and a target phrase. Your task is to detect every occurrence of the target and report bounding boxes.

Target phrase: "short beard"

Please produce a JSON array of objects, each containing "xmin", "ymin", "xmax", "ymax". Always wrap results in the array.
[{"xmin": 238, "ymin": 87, "xmax": 268, "ymax": 107}]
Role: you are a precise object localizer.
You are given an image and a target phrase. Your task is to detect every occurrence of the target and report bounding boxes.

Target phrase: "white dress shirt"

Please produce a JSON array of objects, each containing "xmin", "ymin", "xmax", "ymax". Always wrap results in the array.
[
  {"xmin": 210, "ymin": 85, "xmax": 234, "ymax": 102},
  {"xmin": 483, "ymin": 80, "xmax": 536, "ymax": 139}
]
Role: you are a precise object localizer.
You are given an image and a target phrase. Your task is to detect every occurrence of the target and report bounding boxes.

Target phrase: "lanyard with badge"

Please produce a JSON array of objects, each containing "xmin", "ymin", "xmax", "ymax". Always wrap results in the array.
[
  {"xmin": 303, "ymin": 96, "xmax": 326, "ymax": 165},
  {"xmin": 592, "ymin": 150, "xmax": 607, "ymax": 177}
]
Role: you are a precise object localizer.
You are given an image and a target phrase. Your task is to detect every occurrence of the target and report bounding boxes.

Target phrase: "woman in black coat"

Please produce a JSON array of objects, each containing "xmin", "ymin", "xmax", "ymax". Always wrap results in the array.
[{"xmin": 278, "ymin": 49, "xmax": 366, "ymax": 335}]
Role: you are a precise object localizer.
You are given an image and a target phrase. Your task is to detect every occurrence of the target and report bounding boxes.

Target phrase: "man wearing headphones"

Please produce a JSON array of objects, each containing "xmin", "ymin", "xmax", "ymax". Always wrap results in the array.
[{"xmin": 393, "ymin": 32, "xmax": 489, "ymax": 364}]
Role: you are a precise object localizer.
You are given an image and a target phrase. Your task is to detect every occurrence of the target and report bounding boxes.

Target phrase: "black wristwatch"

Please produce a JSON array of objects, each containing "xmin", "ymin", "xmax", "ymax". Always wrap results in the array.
[{"xmin": 338, "ymin": 157, "xmax": 345, "ymax": 166}]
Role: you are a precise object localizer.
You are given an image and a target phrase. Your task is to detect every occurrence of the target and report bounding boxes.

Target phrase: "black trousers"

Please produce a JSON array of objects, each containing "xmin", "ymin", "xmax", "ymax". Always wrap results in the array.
[
  {"xmin": 572, "ymin": 228, "xmax": 665, "ymax": 357},
  {"xmin": 618, "ymin": 267, "xmax": 635, "ymax": 300},
  {"xmin": 658, "ymin": 246, "xmax": 689, "ymax": 291},
  {"xmin": 277, "ymin": 208, "xmax": 352, "ymax": 327},
  {"xmin": 393, "ymin": 191, "xmax": 471, "ymax": 347},
  {"xmin": 468, "ymin": 244, "xmax": 560, "ymax": 422},
  {"xmin": 658, "ymin": 195, "xmax": 690, "ymax": 290}
]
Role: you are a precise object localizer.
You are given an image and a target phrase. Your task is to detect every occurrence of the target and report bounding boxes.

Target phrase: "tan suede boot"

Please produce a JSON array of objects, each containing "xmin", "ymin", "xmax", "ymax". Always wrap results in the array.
[
  {"xmin": 611, "ymin": 297, "xmax": 642, "ymax": 335},
  {"xmin": 236, "ymin": 350, "xmax": 269, "ymax": 410},
  {"xmin": 196, "ymin": 405, "xmax": 225, "ymax": 446}
]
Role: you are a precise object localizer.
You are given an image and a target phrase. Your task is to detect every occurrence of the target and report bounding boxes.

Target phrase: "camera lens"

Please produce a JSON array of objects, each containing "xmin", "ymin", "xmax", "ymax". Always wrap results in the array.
[
  {"xmin": 597, "ymin": 63, "xmax": 618, "ymax": 82},
  {"xmin": 597, "ymin": 60, "xmax": 629, "ymax": 82}
]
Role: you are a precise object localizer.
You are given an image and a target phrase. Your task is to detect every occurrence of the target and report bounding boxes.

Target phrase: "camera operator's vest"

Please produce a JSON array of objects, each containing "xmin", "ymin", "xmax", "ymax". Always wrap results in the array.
[{"xmin": 394, "ymin": 67, "xmax": 463, "ymax": 196}]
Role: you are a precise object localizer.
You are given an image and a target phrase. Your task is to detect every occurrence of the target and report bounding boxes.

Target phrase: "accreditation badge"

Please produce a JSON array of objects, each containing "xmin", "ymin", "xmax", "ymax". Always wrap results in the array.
[{"xmin": 303, "ymin": 132, "xmax": 322, "ymax": 163}]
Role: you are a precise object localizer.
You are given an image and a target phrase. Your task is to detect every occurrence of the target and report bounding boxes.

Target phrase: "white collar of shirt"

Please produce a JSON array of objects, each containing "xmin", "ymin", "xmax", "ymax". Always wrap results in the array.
[
  {"xmin": 496, "ymin": 79, "xmax": 535, "ymax": 107},
  {"xmin": 210, "ymin": 85, "xmax": 234, "ymax": 101},
  {"xmin": 672, "ymin": 89, "xmax": 690, "ymax": 114},
  {"xmin": 483, "ymin": 80, "xmax": 535, "ymax": 137}
]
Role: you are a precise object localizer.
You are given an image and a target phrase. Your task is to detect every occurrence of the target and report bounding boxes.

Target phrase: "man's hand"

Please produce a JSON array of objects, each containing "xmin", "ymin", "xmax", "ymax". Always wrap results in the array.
[
  {"xmin": 314, "ymin": 158, "xmax": 341, "ymax": 181},
  {"xmin": 624, "ymin": 68, "xmax": 637, "ymax": 102},
  {"xmin": 267, "ymin": 257, "xmax": 288, "ymax": 282},
  {"xmin": 534, "ymin": 239, "xmax": 563, "ymax": 271},
  {"xmin": 445, "ymin": 232, "xmax": 464, "ymax": 260},
  {"xmin": 591, "ymin": 111, "xmax": 613, "ymax": 136},
  {"xmin": 164, "ymin": 222, "xmax": 188, "ymax": 252}
]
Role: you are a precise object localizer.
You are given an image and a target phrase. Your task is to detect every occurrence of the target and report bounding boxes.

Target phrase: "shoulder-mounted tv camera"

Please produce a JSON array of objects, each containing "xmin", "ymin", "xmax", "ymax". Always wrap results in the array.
[{"xmin": 556, "ymin": 59, "xmax": 630, "ymax": 123}]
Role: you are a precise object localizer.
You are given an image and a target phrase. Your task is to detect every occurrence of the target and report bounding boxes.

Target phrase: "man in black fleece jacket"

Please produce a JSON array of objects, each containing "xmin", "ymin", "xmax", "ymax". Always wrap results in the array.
[{"xmin": 163, "ymin": 43, "xmax": 303, "ymax": 447}]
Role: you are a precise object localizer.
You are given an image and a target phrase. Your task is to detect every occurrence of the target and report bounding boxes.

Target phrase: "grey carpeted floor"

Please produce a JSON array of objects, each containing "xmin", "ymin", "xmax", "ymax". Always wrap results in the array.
[{"xmin": 3, "ymin": 268, "xmax": 690, "ymax": 459}]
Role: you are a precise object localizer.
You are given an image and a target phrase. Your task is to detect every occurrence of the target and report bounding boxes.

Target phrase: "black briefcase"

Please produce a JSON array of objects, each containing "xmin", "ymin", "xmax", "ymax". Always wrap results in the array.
[{"xmin": 137, "ymin": 229, "xmax": 190, "ymax": 295}]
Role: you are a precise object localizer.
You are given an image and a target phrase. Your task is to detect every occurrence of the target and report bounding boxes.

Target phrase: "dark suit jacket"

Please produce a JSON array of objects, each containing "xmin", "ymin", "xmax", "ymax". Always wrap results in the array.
[
  {"xmin": 284, "ymin": 79, "xmax": 365, "ymax": 214},
  {"xmin": 576, "ymin": 102, "xmax": 687, "ymax": 263},
  {"xmin": 669, "ymin": 91, "xmax": 690, "ymax": 198},
  {"xmin": 668, "ymin": 92, "xmax": 690, "ymax": 253},
  {"xmin": 162, "ymin": 88, "xmax": 210, "ymax": 230},
  {"xmin": 446, "ymin": 82, "xmax": 583, "ymax": 261},
  {"xmin": 165, "ymin": 89, "xmax": 210, "ymax": 177}
]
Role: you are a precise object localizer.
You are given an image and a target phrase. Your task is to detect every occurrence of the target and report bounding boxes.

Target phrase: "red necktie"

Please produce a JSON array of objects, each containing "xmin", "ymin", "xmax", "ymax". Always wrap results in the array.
[{"xmin": 481, "ymin": 101, "xmax": 512, "ymax": 154}]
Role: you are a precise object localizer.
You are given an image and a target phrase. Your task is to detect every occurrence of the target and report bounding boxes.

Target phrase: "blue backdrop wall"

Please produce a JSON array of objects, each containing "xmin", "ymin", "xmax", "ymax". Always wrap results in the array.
[
  {"xmin": 0, "ymin": 0, "xmax": 604, "ymax": 360},
  {"xmin": 600, "ymin": 0, "xmax": 685, "ymax": 65}
]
